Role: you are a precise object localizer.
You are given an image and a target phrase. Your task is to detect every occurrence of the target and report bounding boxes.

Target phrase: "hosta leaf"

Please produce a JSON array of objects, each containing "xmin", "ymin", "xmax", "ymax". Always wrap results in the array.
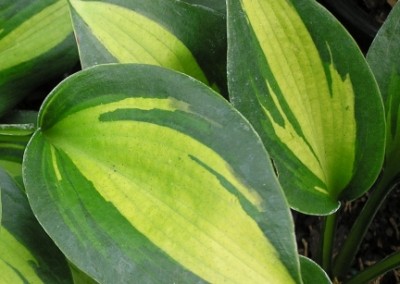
[
  {"xmin": 227, "ymin": 0, "xmax": 385, "ymax": 214},
  {"xmin": 0, "ymin": 168, "xmax": 72, "ymax": 283},
  {"xmin": 0, "ymin": 0, "xmax": 78, "ymax": 117},
  {"xmin": 23, "ymin": 64, "xmax": 301, "ymax": 283},
  {"xmin": 367, "ymin": 2, "xmax": 400, "ymax": 176},
  {"xmin": 0, "ymin": 111, "xmax": 37, "ymax": 185},
  {"xmin": 69, "ymin": 0, "xmax": 226, "ymax": 93}
]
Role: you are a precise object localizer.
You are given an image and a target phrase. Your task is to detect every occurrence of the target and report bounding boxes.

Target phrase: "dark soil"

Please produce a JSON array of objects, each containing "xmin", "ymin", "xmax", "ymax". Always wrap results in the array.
[
  {"xmin": 293, "ymin": 184, "xmax": 400, "ymax": 283},
  {"xmin": 318, "ymin": 0, "xmax": 396, "ymax": 52}
]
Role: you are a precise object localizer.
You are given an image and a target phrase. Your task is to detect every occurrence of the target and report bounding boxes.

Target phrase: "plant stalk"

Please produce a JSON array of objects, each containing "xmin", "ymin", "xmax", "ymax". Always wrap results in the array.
[
  {"xmin": 344, "ymin": 251, "xmax": 400, "ymax": 284},
  {"xmin": 319, "ymin": 212, "xmax": 338, "ymax": 275},
  {"xmin": 332, "ymin": 169, "xmax": 399, "ymax": 278}
]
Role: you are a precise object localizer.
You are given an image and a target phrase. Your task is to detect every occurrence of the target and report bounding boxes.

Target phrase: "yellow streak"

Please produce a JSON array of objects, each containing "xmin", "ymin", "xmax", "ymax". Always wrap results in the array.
[
  {"xmin": 70, "ymin": 0, "xmax": 208, "ymax": 84},
  {"xmin": 242, "ymin": 0, "xmax": 356, "ymax": 195},
  {"xmin": 0, "ymin": 228, "xmax": 42, "ymax": 283},
  {"xmin": 0, "ymin": 0, "xmax": 71, "ymax": 71},
  {"xmin": 46, "ymin": 96, "xmax": 295, "ymax": 283}
]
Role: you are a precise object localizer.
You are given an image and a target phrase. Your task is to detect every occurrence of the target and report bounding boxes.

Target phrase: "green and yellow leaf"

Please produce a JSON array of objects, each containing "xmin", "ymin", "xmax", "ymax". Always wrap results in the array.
[
  {"xmin": 0, "ymin": 168, "xmax": 72, "ymax": 283},
  {"xmin": 0, "ymin": 0, "xmax": 78, "ymax": 117},
  {"xmin": 23, "ymin": 64, "xmax": 301, "ymax": 283},
  {"xmin": 227, "ymin": 0, "xmax": 386, "ymax": 214},
  {"xmin": 0, "ymin": 111, "xmax": 37, "ymax": 185},
  {"xmin": 69, "ymin": 0, "xmax": 227, "ymax": 92}
]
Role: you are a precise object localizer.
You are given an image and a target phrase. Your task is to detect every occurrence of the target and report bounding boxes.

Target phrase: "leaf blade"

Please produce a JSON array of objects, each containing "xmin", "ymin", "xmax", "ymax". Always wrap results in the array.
[
  {"xmin": 227, "ymin": 0, "xmax": 385, "ymax": 214},
  {"xmin": 24, "ymin": 64, "xmax": 301, "ymax": 283}
]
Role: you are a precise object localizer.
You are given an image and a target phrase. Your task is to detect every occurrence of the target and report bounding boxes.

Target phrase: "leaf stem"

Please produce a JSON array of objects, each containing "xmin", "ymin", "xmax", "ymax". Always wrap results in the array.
[
  {"xmin": 319, "ymin": 212, "xmax": 338, "ymax": 275},
  {"xmin": 344, "ymin": 251, "xmax": 400, "ymax": 284},
  {"xmin": 332, "ymin": 169, "xmax": 399, "ymax": 279}
]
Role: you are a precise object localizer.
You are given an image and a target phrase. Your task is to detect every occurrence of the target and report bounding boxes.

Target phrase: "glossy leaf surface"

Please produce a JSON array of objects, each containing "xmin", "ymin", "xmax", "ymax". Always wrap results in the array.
[
  {"xmin": 0, "ymin": 168, "xmax": 72, "ymax": 283},
  {"xmin": 69, "ymin": 0, "xmax": 226, "ymax": 91},
  {"xmin": 23, "ymin": 64, "xmax": 301, "ymax": 283},
  {"xmin": 227, "ymin": 0, "xmax": 385, "ymax": 214},
  {"xmin": 0, "ymin": 0, "xmax": 78, "ymax": 117}
]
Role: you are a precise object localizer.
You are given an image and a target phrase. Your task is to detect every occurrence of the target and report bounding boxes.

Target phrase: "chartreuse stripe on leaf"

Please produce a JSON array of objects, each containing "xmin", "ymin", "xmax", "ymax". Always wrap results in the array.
[
  {"xmin": 0, "ymin": 229, "xmax": 42, "ymax": 283},
  {"xmin": 0, "ymin": 168, "xmax": 72, "ymax": 283},
  {"xmin": 0, "ymin": 111, "xmax": 36, "ymax": 183},
  {"xmin": 69, "ymin": 0, "xmax": 207, "ymax": 84},
  {"xmin": 0, "ymin": 0, "xmax": 78, "ymax": 117},
  {"xmin": 0, "ymin": 0, "xmax": 70, "ymax": 71},
  {"xmin": 227, "ymin": 0, "xmax": 385, "ymax": 214},
  {"xmin": 23, "ymin": 64, "xmax": 301, "ymax": 283}
]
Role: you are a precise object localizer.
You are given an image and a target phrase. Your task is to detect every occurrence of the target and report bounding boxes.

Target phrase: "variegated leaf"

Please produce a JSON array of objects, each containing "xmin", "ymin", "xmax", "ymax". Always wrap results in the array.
[
  {"xmin": 69, "ymin": 0, "xmax": 226, "ymax": 92},
  {"xmin": 0, "ymin": 168, "xmax": 72, "ymax": 283},
  {"xmin": 23, "ymin": 64, "xmax": 301, "ymax": 283},
  {"xmin": 0, "ymin": 111, "xmax": 37, "ymax": 185},
  {"xmin": 227, "ymin": 0, "xmax": 386, "ymax": 214},
  {"xmin": 0, "ymin": 0, "xmax": 78, "ymax": 117}
]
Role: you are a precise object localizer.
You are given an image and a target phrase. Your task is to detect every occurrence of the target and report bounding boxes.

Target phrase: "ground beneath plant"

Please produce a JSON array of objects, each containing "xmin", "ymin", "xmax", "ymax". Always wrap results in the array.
[
  {"xmin": 359, "ymin": 0, "xmax": 396, "ymax": 24},
  {"xmin": 294, "ymin": 184, "xmax": 400, "ymax": 283}
]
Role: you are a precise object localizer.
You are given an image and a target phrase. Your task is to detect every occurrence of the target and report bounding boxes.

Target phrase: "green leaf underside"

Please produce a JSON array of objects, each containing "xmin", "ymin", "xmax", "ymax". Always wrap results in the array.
[
  {"xmin": 24, "ymin": 64, "xmax": 300, "ymax": 283},
  {"xmin": 367, "ymin": 3, "xmax": 400, "ymax": 167},
  {"xmin": 0, "ymin": 0, "xmax": 71, "ymax": 72},
  {"xmin": 228, "ymin": 0, "xmax": 385, "ymax": 213},
  {"xmin": 299, "ymin": 256, "xmax": 331, "ymax": 284},
  {"xmin": 385, "ymin": 74, "xmax": 400, "ymax": 160},
  {"xmin": 70, "ymin": 0, "xmax": 208, "ymax": 84},
  {"xmin": 0, "ymin": 168, "xmax": 72, "ymax": 283}
]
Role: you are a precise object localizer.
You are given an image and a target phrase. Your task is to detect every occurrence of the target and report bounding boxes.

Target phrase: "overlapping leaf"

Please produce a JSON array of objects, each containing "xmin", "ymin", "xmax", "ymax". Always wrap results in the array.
[
  {"xmin": 367, "ymin": 2, "xmax": 400, "ymax": 178},
  {"xmin": 69, "ymin": 0, "xmax": 226, "ymax": 92},
  {"xmin": 0, "ymin": 111, "xmax": 36, "ymax": 185},
  {"xmin": 0, "ymin": 0, "xmax": 78, "ymax": 117},
  {"xmin": 227, "ymin": 0, "xmax": 386, "ymax": 214},
  {"xmin": 23, "ymin": 64, "xmax": 301, "ymax": 283},
  {"xmin": 0, "ymin": 168, "xmax": 72, "ymax": 283}
]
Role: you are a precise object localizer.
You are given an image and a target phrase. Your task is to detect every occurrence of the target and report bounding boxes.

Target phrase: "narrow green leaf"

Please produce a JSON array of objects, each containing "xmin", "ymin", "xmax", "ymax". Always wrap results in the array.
[
  {"xmin": 180, "ymin": 0, "xmax": 226, "ymax": 14},
  {"xmin": 227, "ymin": 0, "xmax": 385, "ymax": 214},
  {"xmin": 24, "ymin": 64, "xmax": 301, "ymax": 283},
  {"xmin": 69, "ymin": 0, "xmax": 227, "ymax": 92},
  {"xmin": 367, "ymin": 2, "xmax": 400, "ymax": 176},
  {"xmin": 0, "ymin": 0, "xmax": 78, "ymax": 117},
  {"xmin": 0, "ymin": 124, "xmax": 35, "ymax": 136},
  {"xmin": 0, "ymin": 168, "xmax": 72, "ymax": 283}
]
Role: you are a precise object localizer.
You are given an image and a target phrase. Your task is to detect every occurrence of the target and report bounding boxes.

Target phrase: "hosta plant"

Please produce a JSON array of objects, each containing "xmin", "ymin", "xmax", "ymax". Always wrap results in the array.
[{"xmin": 0, "ymin": 0, "xmax": 399, "ymax": 283}]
